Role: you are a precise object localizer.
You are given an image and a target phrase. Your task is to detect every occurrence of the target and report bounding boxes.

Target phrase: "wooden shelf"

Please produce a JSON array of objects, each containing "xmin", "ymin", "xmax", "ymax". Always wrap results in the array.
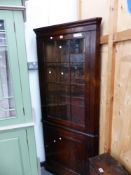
[
  {"xmin": 46, "ymin": 61, "xmax": 85, "ymax": 64},
  {"xmin": 47, "ymin": 81, "xmax": 85, "ymax": 85}
]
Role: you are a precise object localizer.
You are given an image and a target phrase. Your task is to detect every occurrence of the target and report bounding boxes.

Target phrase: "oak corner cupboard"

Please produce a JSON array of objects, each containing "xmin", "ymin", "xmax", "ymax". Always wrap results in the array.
[{"xmin": 34, "ymin": 18, "xmax": 102, "ymax": 175}]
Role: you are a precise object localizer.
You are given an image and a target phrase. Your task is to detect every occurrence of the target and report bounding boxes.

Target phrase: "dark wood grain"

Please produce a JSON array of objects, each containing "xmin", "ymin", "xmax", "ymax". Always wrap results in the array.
[
  {"xmin": 89, "ymin": 153, "xmax": 130, "ymax": 175},
  {"xmin": 44, "ymin": 122, "xmax": 98, "ymax": 175},
  {"xmin": 34, "ymin": 18, "xmax": 102, "ymax": 175}
]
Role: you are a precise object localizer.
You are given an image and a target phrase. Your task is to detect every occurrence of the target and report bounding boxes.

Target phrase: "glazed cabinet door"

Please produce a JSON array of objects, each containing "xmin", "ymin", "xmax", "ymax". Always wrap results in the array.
[
  {"xmin": 0, "ymin": 10, "xmax": 31, "ymax": 126},
  {"xmin": 37, "ymin": 27, "xmax": 101, "ymax": 134},
  {"xmin": 41, "ymin": 34, "xmax": 90, "ymax": 131}
]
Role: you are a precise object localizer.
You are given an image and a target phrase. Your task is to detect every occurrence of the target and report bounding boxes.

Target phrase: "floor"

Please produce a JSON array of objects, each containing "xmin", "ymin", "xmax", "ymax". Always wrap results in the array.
[{"xmin": 41, "ymin": 167, "xmax": 54, "ymax": 175}]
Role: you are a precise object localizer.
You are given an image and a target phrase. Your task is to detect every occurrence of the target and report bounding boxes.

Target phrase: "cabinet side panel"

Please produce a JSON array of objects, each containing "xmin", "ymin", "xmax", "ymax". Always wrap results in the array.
[{"xmin": 86, "ymin": 29, "xmax": 101, "ymax": 135}]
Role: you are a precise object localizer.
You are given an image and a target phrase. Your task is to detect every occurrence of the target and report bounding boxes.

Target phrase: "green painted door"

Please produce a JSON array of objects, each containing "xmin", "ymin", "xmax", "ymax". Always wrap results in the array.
[
  {"xmin": 0, "ymin": 4, "xmax": 39, "ymax": 175},
  {"xmin": 0, "ymin": 10, "xmax": 31, "ymax": 126},
  {"xmin": 0, "ymin": 129, "xmax": 31, "ymax": 175}
]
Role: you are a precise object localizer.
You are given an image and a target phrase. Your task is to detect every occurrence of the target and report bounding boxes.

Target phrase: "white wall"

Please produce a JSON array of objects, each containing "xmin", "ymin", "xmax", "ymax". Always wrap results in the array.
[{"xmin": 25, "ymin": 0, "xmax": 79, "ymax": 162}]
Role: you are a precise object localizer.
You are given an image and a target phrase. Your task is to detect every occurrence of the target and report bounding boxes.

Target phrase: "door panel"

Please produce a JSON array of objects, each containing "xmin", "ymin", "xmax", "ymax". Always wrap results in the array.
[
  {"xmin": 44, "ymin": 123, "xmax": 91, "ymax": 175},
  {"xmin": 44, "ymin": 36, "xmax": 87, "ymax": 130},
  {"xmin": 0, "ymin": 11, "xmax": 26, "ymax": 126},
  {"xmin": 0, "ymin": 129, "xmax": 31, "ymax": 175}
]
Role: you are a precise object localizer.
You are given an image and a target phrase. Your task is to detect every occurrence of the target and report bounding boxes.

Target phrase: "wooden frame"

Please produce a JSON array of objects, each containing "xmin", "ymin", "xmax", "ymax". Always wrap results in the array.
[
  {"xmin": 78, "ymin": 0, "xmax": 131, "ymax": 164},
  {"xmin": 100, "ymin": 29, "xmax": 131, "ymax": 44}
]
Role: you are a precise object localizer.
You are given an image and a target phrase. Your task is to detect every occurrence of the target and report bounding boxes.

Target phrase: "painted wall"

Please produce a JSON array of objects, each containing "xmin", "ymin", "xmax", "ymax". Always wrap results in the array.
[{"xmin": 25, "ymin": 0, "xmax": 79, "ymax": 162}]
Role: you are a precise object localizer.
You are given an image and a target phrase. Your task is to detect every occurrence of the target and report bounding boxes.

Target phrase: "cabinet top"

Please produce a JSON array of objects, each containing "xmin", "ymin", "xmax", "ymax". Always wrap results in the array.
[{"xmin": 34, "ymin": 18, "xmax": 102, "ymax": 36}]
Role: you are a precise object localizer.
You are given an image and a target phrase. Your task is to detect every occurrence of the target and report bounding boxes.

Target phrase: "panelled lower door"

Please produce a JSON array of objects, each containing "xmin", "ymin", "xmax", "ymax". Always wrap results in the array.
[{"xmin": 0, "ymin": 129, "xmax": 31, "ymax": 175}]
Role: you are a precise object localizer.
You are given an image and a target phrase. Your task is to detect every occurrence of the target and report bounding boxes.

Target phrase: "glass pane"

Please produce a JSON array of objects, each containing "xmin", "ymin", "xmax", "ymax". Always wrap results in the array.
[
  {"xmin": 47, "ymin": 63, "xmax": 70, "ymax": 83},
  {"xmin": 71, "ymin": 62, "xmax": 85, "ymax": 84},
  {"xmin": 0, "ymin": 33, "xmax": 6, "ymax": 46},
  {"xmin": 46, "ymin": 63, "xmax": 58, "ymax": 82},
  {"xmin": 58, "ymin": 63, "xmax": 70, "ymax": 83},
  {"xmin": 71, "ymin": 85, "xmax": 85, "ymax": 125},
  {"xmin": 0, "ymin": 20, "xmax": 4, "ymax": 30},
  {"xmin": 45, "ymin": 40, "xmax": 58, "ymax": 62},
  {"xmin": 56, "ymin": 40, "xmax": 69, "ymax": 62},
  {"xmin": 45, "ymin": 38, "xmax": 86, "ymax": 124},
  {"xmin": 45, "ymin": 40, "xmax": 70, "ymax": 63},
  {"xmin": 46, "ymin": 83, "xmax": 70, "ymax": 120},
  {"xmin": 70, "ymin": 38, "xmax": 85, "ymax": 125},
  {"xmin": 0, "ymin": 20, "xmax": 16, "ymax": 119},
  {"xmin": 70, "ymin": 39, "xmax": 84, "ymax": 62},
  {"xmin": 46, "ymin": 94, "xmax": 58, "ymax": 117}
]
